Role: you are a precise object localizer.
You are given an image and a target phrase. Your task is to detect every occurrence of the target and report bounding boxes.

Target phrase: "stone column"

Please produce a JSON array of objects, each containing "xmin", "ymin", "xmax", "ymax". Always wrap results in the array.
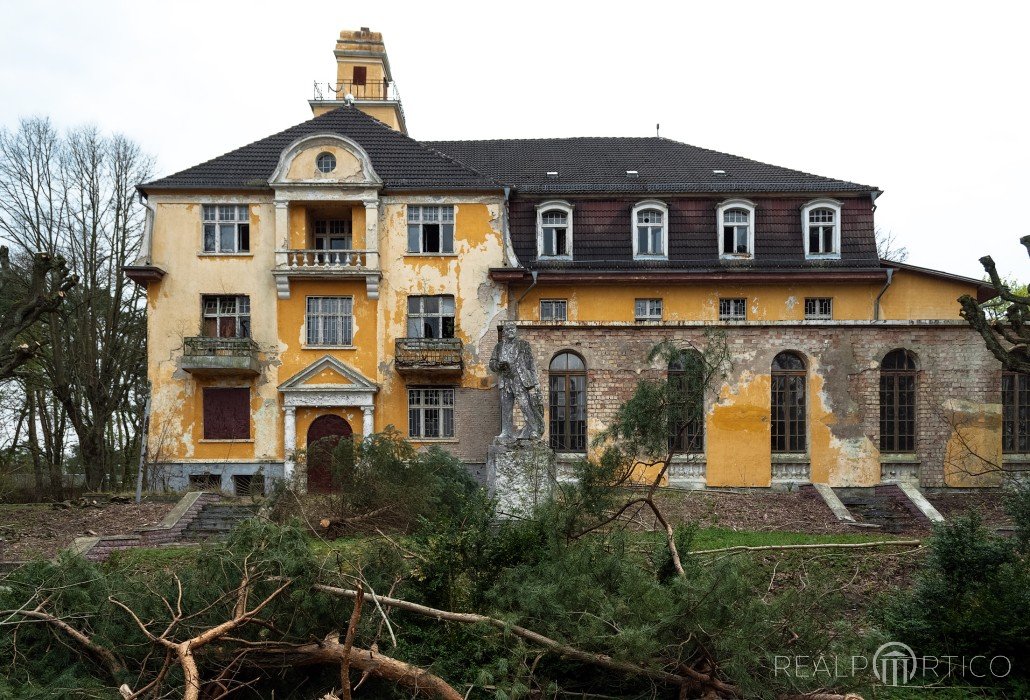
[
  {"xmin": 363, "ymin": 200, "xmax": 379, "ymax": 255},
  {"xmin": 362, "ymin": 405, "xmax": 375, "ymax": 438},
  {"xmin": 283, "ymin": 406, "xmax": 297, "ymax": 483},
  {"xmin": 274, "ymin": 200, "xmax": 290, "ymax": 265}
]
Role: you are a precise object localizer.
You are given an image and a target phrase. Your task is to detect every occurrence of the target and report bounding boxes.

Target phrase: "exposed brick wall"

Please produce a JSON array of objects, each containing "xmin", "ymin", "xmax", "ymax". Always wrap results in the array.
[{"xmin": 517, "ymin": 322, "xmax": 1001, "ymax": 488}]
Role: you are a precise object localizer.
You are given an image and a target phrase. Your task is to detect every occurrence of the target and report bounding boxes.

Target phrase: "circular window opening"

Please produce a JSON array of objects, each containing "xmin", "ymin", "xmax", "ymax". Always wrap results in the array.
[{"xmin": 316, "ymin": 152, "xmax": 337, "ymax": 173}]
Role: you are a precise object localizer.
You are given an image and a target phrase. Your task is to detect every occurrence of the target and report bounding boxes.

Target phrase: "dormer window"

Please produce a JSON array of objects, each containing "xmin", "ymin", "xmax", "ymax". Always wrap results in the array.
[
  {"xmin": 717, "ymin": 199, "xmax": 755, "ymax": 259},
  {"xmin": 632, "ymin": 201, "xmax": 668, "ymax": 259},
  {"xmin": 802, "ymin": 199, "xmax": 842, "ymax": 258},
  {"xmin": 537, "ymin": 201, "xmax": 573, "ymax": 259}
]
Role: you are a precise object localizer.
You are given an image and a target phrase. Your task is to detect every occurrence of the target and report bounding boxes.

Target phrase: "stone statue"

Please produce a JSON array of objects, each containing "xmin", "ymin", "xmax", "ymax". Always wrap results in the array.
[{"xmin": 489, "ymin": 322, "xmax": 545, "ymax": 441}]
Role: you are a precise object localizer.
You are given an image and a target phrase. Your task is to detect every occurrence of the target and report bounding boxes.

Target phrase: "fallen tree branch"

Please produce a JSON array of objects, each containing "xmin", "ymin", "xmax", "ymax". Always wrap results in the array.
[
  {"xmin": 314, "ymin": 585, "xmax": 691, "ymax": 688},
  {"xmin": 1, "ymin": 608, "xmax": 124, "ymax": 681},
  {"xmin": 254, "ymin": 634, "xmax": 463, "ymax": 700},
  {"xmin": 688, "ymin": 540, "xmax": 922, "ymax": 556}
]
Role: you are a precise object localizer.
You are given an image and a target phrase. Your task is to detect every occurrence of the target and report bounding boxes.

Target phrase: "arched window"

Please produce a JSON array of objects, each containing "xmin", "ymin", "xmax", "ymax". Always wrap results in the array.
[
  {"xmin": 1003, "ymin": 361, "xmax": 1030, "ymax": 453},
  {"xmin": 880, "ymin": 349, "xmax": 917, "ymax": 452},
  {"xmin": 632, "ymin": 201, "xmax": 668, "ymax": 259},
  {"xmin": 717, "ymin": 199, "xmax": 756, "ymax": 258},
  {"xmin": 771, "ymin": 351, "xmax": 807, "ymax": 453},
  {"xmin": 549, "ymin": 351, "xmax": 587, "ymax": 452},
  {"xmin": 802, "ymin": 199, "xmax": 842, "ymax": 258},
  {"xmin": 669, "ymin": 350, "xmax": 704, "ymax": 453},
  {"xmin": 536, "ymin": 201, "xmax": 573, "ymax": 259}
]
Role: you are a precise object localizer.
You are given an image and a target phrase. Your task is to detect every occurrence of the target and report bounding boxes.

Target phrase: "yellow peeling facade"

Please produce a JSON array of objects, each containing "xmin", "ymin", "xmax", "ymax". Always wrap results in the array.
[{"xmin": 133, "ymin": 27, "xmax": 1008, "ymax": 496}]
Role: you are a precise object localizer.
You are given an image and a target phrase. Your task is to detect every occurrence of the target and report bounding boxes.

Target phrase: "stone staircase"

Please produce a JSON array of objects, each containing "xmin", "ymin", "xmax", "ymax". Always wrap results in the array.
[
  {"xmin": 182, "ymin": 501, "xmax": 260, "ymax": 541},
  {"xmin": 836, "ymin": 485, "xmax": 928, "ymax": 533}
]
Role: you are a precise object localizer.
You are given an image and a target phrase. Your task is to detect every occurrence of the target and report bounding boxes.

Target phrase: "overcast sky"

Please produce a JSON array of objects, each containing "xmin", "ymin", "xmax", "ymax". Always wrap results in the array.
[{"xmin": 1, "ymin": 0, "xmax": 1027, "ymax": 279}]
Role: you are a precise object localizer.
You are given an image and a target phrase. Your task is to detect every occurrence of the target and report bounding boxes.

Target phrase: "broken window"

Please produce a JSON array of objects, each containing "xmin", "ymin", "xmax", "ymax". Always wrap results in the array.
[
  {"xmin": 406, "ymin": 295, "xmax": 455, "ymax": 338},
  {"xmin": 539, "ymin": 209, "xmax": 569, "ymax": 257},
  {"xmin": 202, "ymin": 295, "xmax": 251, "ymax": 338},
  {"xmin": 806, "ymin": 207, "xmax": 838, "ymax": 255},
  {"xmin": 549, "ymin": 352, "xmax": 587, "ymax": 452},
  {"xmin": 771, "ymin": 351, "xmax": 807, "ymax": 453},
  {"xmin": 1003, "ymin": 371, "xmax": 1030, "ymax": 453},
  {"xmin": 718, "ymin": 298, "xmax": 747, "ymax": 321},
  {"xmin": 879, "ymin": 349, "xmax": 917, "ymax": 452},
  {"xmin": 540, "ymin": 299, "xmax": 568, "ymax": 321},
  {"xmin": 202, "ymin": 205, "xmax": 250, "ymax": 254},
  {"xmin": 721, "ymin": 208, "xmax": 751, "ymax": 255},
  {"xmin": 407, "ymin": 205, "xmax": 454, "ymax": 254},
  {"xmin": 203, "ymin": 387, "xmax": 250, "ymax": 440}
]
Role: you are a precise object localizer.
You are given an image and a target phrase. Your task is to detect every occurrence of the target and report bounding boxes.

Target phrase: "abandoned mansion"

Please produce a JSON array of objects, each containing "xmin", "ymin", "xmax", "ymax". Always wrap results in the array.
[{"xmin": 126, "ymin": 28, "xmax": 1018, "ymax": 496}]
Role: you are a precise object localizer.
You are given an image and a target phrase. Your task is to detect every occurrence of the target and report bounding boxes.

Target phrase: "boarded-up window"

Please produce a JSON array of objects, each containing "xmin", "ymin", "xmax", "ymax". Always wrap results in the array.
[
  {"xmin": 203, "ymin": 387, "xmax": 250, "ymax": 440},
  {"xmin": 353, "ymin": 66, "xmax": 367, "ymax": 86}
]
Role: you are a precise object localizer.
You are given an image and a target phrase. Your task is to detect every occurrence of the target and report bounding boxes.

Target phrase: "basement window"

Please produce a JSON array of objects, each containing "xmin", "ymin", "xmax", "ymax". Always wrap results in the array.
[
  {"xmin": 635, "ymin": 298, "xmax": 663, "ymax": 322},
  {"xmin": 718, "ymin": 298, "xmax": 747, "ymax": 321},
  {"xmin": 202, "ymin": 205, "xmax": 250, "ymax": 254},
  {"xmin": 804, "ymin": 297, "xmax": 833, "ymax": 320},
  {"xmin": 407, "ymin": 205, "xmax": 454, "ymax": 254},
  {"xmin": 540, "ymin": 299, "xmax": 568, "ymax": 321}
]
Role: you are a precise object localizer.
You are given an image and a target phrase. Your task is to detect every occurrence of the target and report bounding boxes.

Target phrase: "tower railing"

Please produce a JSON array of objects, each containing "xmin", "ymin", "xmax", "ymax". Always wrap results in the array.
[{"xmin": 312, "ymin": 79, "xmax": 400, "ymax": 102}]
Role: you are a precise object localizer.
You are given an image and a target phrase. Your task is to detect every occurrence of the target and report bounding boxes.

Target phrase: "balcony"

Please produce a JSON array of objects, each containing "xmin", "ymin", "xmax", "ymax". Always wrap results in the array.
[
  {"xmin": 272, "ymin": 249, "xmax": 381, "ymax": 299},
  {"xmin": 312, "ymin": 79, "xmax": 400, "ymax": 103},
  {"xmin": 181, "ymin": 337, "xmax": 261, "ymax": 377},
  {"xmin": 395, "ymin": 338, "xmax": 463, "ymax": 375}
]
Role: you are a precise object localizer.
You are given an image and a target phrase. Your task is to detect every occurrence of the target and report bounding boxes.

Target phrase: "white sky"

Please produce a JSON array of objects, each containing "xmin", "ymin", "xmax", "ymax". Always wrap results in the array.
[{"xmin": 1, "ymin": 0, "xmax": 1028, "ymax": 280}]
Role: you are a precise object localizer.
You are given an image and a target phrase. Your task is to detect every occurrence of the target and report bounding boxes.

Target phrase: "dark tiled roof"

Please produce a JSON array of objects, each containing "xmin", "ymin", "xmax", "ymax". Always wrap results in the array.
[
  {"xmin": 425, "ymin": 137, "xmax": 877, "ymax": 195},
  {"xmin": 141, "ymin": 107, "xmax": 500, "ymax": 192}
]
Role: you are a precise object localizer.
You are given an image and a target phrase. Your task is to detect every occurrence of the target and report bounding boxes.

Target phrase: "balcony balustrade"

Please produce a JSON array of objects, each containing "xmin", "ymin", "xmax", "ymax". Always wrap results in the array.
[
  {"xmin": 181, "ymin": 337, "xmax": 261, "ymax": 377},
  {"xmin": 272, "ymin": 249, "xmax": 381, "ymax": 299},
  {"xmin": 395, "ymin": 337, "xmax": 463, "ymax": 375}
]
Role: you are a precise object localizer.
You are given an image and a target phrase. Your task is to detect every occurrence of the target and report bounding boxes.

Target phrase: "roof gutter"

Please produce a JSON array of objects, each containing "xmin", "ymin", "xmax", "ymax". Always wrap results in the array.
[{"xmin": 873, "ymin": 267, "xmax": 894, "ymax": 321}]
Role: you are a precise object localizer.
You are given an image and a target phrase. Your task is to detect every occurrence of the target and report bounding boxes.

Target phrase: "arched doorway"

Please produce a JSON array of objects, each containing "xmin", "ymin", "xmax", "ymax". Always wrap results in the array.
[{"xmin": 306, "ymin": 414, "xmax": 353, "ymax": 493}]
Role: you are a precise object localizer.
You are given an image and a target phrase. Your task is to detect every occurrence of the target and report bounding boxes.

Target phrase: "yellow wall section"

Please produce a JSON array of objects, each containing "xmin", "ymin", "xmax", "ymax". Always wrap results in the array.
[
  {"xmin": 286, "ymin": 146, "xmax": 365, "ymax": 182},
  {"xmin": 516, "ymin": 271, "xmax": 978, "ymax": 323},
  {"xmin": 942, "ymin": 398, "xmax": 1004, "ymax": 487},
  {"xmin": 707, "ymin": 372, "xmax": 772, "ymax": 487}
]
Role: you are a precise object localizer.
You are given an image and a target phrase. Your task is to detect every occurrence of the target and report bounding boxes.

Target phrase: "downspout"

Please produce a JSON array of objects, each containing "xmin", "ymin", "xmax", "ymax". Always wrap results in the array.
[
  {"xmin": 514, "ymin": 270, "xmax": 540, "ymax": 321},
  {"xmin": 874, "ymin": 268, "xmax": 894, "ymax": 321}
]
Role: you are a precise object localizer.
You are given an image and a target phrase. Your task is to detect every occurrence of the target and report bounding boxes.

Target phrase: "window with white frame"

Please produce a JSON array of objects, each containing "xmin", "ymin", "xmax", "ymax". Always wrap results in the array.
[
  {"xmin": 202, "ymin": 205, "xmax": 250, "ymax": 254},
  {"xmin": 407, "ymin": 295, "xmax": 455, "ymax": 338},
  {"xmin": 632, "ymin": 201, "xmax": 668, "ymax": 258},
  {"xmin": 305, "ymin": 297, "xmax": 354, "ymax": 346},
  {"xmin": 635, "ymin": 298, "xmax": 663, "ymax": 322},
  {"xmin": 537, "ymin": 201, "xmax": 573, "ymax": 259},
  {"xmin": 407, "ymin": 205, "xmax": 455, "ymax": 254},
  {"xmin": 202, "ymin": 295, "xmax": 251, "ymax": 338},
  {"xmin": 408, "ymin": 387, "xmax": 455, "ymax": 439},
  {"xmin": 802, "ymin": 200, "xmax": 841, "ymax": 258},
  {"xmin": 717, "ymin": 200, "xmax": 755, "ymax": 258},
  {"xmin": 804, "ymin": 297, "xmax": 833, "ymax": 320},
  {"xmin": 718, "ymin": 297, "xmax": 747, "ymax": 321},
  {"xmin": 540, "ymin": 299, "xmax": 568, "ymax": 321}
]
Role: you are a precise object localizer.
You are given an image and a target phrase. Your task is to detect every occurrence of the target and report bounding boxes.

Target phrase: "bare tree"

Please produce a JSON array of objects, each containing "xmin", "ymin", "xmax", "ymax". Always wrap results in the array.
[
  {"xmin": 875, "ymin": 227, "xmax": 908, "ymax": 263},
  {"xmin": 958, "ymin": 235, "xmax": 1030, "ymax": 373},
  {"xmin": 0, "ymin": 118, "xmax": 153, "ymax": 490}
]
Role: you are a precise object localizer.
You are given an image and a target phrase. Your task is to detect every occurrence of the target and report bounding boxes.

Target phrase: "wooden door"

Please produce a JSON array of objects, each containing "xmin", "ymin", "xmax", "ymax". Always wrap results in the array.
[{"xmin": 306, "ymin": 415, "xmax": 352, "ymax": 493}]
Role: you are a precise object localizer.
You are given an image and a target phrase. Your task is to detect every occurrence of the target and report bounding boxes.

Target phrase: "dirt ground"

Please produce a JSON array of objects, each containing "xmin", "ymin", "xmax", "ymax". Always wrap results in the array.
[
  {"xmin": 926, "ymin": 490, "xmax": 1015, "ymax": 530},
  {"xmin": 0, "ymin": 499, "xmax": 175, "ymax": 561}
]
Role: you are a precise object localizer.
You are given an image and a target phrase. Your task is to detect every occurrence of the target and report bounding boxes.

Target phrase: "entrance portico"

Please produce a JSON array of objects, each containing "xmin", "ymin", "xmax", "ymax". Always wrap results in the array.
[{"xmin": 278, "ymin": 355, "xmax": 378, "ymax": 485}]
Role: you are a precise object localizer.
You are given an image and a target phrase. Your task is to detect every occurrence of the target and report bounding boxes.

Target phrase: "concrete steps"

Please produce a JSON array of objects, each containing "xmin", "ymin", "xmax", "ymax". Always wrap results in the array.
[
  {"xmin": 182, "ymin": 502, "xmax": 259, "ymax": 541},
  {"xmin": 836, "ymin": 485, "xmax": 927, "ymax": 533}
]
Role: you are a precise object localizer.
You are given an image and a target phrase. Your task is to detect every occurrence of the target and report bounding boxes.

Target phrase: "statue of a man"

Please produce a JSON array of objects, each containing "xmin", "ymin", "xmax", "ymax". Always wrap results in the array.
[{"xmin": 489, "ymin": 323, "xmax": 545, "ymax": 441}]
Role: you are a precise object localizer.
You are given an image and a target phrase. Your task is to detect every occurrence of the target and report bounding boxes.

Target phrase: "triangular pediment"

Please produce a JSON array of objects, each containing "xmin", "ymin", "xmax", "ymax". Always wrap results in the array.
[{"xmin": 278, "ymin": 355, "xmax": 378, "ymax": 393}]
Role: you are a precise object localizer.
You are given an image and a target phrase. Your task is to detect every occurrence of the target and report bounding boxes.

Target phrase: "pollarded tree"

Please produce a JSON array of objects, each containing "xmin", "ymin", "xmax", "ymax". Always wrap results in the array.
[{"xmin": 958, "ymin": 235, "xmax": 1030, "ymax": 373}]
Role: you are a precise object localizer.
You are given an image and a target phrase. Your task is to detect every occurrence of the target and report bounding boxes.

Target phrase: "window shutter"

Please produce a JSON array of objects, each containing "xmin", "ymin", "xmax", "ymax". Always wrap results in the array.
[
  {"xmin": 353, "ymin": 66, "xmax": 367, "ymax": 86},
  {"xmin": 203, "ymin": 388, "xmax": 250, "ymax": 440}
]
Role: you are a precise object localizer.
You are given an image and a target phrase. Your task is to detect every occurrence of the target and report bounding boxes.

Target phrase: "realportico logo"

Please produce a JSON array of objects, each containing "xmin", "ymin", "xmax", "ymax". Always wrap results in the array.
[
  {"xmin": 872, "ymin": 642, "xmax": 918, "ymax": 686},
  {"xmin": 773, "ymin": 641, "xmax": 1012, "ymax": 687}
]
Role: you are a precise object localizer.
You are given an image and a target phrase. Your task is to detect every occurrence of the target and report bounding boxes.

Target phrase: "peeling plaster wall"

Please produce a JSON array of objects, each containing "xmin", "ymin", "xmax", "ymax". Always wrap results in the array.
[
  {"xmin": 146, "ymin": 195, "xmax": 282, "ymax": 465},
  {"xmin": 516, "ymin": 322, "xmax": 1003, "ymax": 488}
]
